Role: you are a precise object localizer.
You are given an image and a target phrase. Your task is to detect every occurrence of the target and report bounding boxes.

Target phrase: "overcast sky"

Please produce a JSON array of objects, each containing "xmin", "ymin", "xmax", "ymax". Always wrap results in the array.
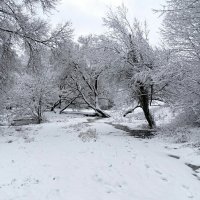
[{"xmin": 48, "ymin": 0, "xmax": 166, "ymax": 46}]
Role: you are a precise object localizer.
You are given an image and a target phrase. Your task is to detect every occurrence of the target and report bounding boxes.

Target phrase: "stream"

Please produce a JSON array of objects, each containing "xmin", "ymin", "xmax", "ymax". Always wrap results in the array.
[{"xmin": 86, "ymin": 117, "xmax": 156, "ymax": 139}]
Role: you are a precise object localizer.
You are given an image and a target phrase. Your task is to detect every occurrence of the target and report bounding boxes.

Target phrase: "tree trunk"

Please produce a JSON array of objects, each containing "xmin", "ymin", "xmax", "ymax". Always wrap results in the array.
[
  {"xmin": 141, "ymin": 104, "xmax": 155, "ymax": 129},
  {"xmin": 80, "ymin": 89, "xmax": 110, "ymax": 118},
  {"xmin": 59, "ymin": 95, "xmax": 79, "ymax": 114},
  {"xmin": 94, "ymin": 108, "xmax": 110, "ymax": 118},
  {"xmin": 138, "ymin": 84, "xmax": 156, "ymax": 129},
  {"xmin": 51, "ymin": 99, "xmax": 60, "ymax": 111},
  {"xmin": 37, "ymin": 98, "xmax": 42, "ymax": 124},
  {"xmin": 58, "ymin": 95, "xmax": 62, "ymax": 108}
]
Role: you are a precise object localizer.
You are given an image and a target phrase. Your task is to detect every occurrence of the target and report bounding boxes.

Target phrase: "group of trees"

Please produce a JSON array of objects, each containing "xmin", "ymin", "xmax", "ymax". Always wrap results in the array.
[
  {"xmin": 0, "ymin": 0, "xmax": 199, "ymax": 128},
  {"xmin": 0, "ymin": 0, "xmax": 72, "ymax": 123},
  {"xmin": 158, "ymin": 0, "xmax": 200, "ymax": 125}
]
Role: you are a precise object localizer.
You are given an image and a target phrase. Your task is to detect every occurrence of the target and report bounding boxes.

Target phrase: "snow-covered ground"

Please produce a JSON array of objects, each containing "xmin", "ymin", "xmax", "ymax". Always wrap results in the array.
[{"xmin": 0, "ymin": 110, "xmax": 200, "ymax": 200}]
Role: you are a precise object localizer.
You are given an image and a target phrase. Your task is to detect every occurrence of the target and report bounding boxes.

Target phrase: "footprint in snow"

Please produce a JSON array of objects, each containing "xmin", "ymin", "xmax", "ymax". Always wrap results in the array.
[
  {"xmin": 161, "ymin": 177, "xmax": 168, "ymax": 182},
  {"xmin": 145, "ymin": 164, "xmax": 150, "ymax": 169},
  {"xmin": 181, "ymin": 186, "xmax": 194, "ymax": 199},
  {"xmin": 93, "ymin": 174, "xmax": 103, "ymax": 183},
  {"xmin": 106, "ymin": 190, "xmax": 113, "ymax": 194},
  {"xmin": 52, "ymin": 176, "xmax": 60, "ymax": 181},
  {"xmin": 182, "ymin": 185, "xmax": 190, "ymax": 189},
  {"xmin": 155, "ymin": 170, "xmax": 162, "ymax": 175},
  {"xmin": 154, "ymin": 170, "xmax": 168, "ymax": 182}
]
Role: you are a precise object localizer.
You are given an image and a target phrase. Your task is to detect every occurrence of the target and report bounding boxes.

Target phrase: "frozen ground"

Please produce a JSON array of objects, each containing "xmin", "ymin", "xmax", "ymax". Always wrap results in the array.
[{"xmin": 0, "ymin": 110, "xmax": 200, "ymax": 200}]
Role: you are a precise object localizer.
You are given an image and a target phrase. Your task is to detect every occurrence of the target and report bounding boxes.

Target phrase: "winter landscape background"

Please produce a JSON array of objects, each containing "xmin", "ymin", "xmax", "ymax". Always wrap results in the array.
[{"xmin": 0, "ymin": 0, "xmax": 200, "ymax": 199}]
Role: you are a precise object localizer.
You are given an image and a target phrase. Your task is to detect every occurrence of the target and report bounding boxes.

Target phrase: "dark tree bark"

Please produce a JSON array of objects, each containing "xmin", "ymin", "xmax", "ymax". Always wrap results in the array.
[
  {"xmin": 58, "ymin": 95, "xmax": 62, "ymax": 109},
  {"xmin": 37, "ymin": 98, "xmax": 42, "ymax": 124},
  {"xmin": 93, "ymin": 107, "xmax": 110, "ymax": 118},
  {"xmin": 59, "ymin": 95, "xmax": 80, "ymax": 114},
  {"xmin": 124, "ymin": 81, "xmax": 156, "ymax": 129},
  {"xmin": 138, "ymin": 83, "xmax": 156, "ymax": 129},
  {"xmin": 51, "ymin": 99, "xmax": 61, "ymax": 111},
  {"xmin": 123, "ymin": 105, "xmax": 141, "ymax": 117}
]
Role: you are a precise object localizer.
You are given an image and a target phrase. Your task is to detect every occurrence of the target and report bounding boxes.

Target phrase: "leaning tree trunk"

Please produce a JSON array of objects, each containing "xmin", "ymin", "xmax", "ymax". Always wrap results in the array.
[
  {"xmin": 94, "ymin": 107, "xmax": 110, "ymax": 118},
  {"xmin": 51, "ymin": 99, "xmax": 61, "ymax": 111},
  {"xmin": 59, "ymin": 95, "xmax": 80, "ymax": 114},
  {"xmin": 138, "ymin": 84, "xmax": 156, "ymax": 129},
  {"xmin": 80, "ymin": 90, "xmax": 110, "ymax": 118}
]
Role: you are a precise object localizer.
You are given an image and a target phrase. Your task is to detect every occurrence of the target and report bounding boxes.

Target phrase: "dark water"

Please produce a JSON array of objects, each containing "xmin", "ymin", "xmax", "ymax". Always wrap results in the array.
[
  {"xmin": 185, "ymin": 163, "xmax": 200, "ymax": 172},
  {"xmin": 85, "ymin": 118, "xmax": 156, "ymax": 139},
  {"xmin": 106, "ymin": 122, "xmax": 156, "ymax": 139},
  {"xmin": 185, "ymin": 163, "xmax": 200, "ymax": 181}
]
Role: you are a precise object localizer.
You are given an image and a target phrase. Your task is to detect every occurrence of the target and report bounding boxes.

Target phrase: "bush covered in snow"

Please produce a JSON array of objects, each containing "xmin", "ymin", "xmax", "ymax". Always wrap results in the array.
[
  {"xmin": 78, "ymin": 128, "xmax": 98, "ymax": 142},
  {"xmin": 10, "ymin": 71, "xmax": 58, "ymax": 124}
]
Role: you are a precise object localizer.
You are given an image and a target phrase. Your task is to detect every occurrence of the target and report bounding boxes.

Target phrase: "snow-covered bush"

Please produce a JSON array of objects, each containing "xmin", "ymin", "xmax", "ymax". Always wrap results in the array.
[
  {"xmin": 157, "ymin": 125, "xmax": 200, "ymax": 147},
  {"xmin": 160, "ymin": 0, "xmax": 200, "ymax": 126},
  {"xmin": 78, "ymin": 128, "xmax": 98, "ymax": 142},
  {"xmin": 11, "ymin": 70, "xmax": 58, "ymax": 124},
  {"xmin": 172, "ymin": 109, "xmax": 200, "ymax": 127}
]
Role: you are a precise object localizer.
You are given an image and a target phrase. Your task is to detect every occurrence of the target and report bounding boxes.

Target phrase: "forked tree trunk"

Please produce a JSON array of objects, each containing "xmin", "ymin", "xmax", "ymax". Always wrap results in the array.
[
  {"xmin": 51, "ymin": 95, "xmax": 63, "ymax": 112},
  {"xmin": 51, "ymin": 99, "xmax": 61, "ymax": 111},
  {"xmin": 59, "ymin": 95, "xmax": 80, "ymax": 114}
]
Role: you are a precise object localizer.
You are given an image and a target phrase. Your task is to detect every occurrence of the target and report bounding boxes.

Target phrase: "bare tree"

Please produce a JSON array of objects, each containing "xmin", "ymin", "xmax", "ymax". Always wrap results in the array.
[
  {"xmin": 0, "ymin": 0, "xmax": 72, "ymax": 79},
  {"xmin": 0, "ymin": 0, "xmax": 73, "ymax": 116},
  {"xmin": 103, "ymin": 5, "xmax": 159, "ymax": 128},
  {"xmin": 50, "ymin": 36, "xmax": 112, "ymax": 117},
  {"xmin": 11, "ymin": 67, "xmax": 58, "ymax": 123},
  {"xmin": 157, "ymin": 0, "xmax": 200, "ymax": 125}
]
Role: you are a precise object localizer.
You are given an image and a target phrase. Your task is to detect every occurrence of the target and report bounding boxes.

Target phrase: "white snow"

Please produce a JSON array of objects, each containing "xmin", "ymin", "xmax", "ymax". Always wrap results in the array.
[{"xmin": 0, "ymin": 110, "xmax": 199, "ymax": 200}]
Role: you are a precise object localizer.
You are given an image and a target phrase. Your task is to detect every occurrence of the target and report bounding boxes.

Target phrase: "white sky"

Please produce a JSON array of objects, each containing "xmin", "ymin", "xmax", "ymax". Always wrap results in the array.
[{"xmin": 48, "ymin": 0, "xmax": 166, "ymax": 46}]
